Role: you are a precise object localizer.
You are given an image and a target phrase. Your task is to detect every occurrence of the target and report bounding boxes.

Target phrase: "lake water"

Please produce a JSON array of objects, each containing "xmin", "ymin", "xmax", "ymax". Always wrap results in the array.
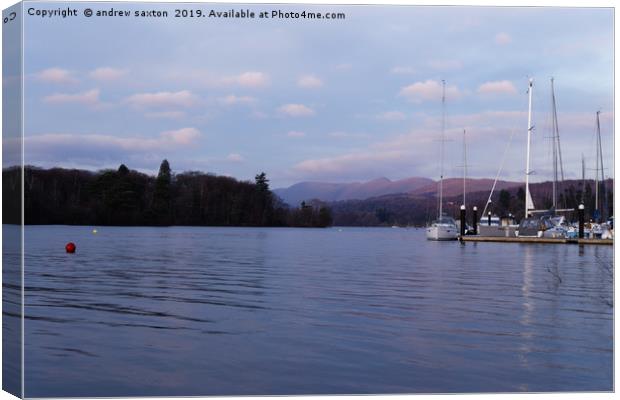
[{"xmin": 9, "ymin": 225, "xmax": 614, "ymax": 396}]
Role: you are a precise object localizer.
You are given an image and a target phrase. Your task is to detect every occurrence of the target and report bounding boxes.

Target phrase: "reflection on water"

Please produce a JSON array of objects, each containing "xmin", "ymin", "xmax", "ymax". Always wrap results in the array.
[
  {"xmin": 2, "ymin": 225, "xmax": 22, "ymax": 397},
  {"xmin": 19, "ymin": 226, "xmax": 613, "ymax": 397}
]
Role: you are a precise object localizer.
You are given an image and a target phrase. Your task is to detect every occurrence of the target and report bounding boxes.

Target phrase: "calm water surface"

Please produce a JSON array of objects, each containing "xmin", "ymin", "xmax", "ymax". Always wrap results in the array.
[{"xmin": 14, "ymin": 226, "xmax": 613, "ymax": 396}]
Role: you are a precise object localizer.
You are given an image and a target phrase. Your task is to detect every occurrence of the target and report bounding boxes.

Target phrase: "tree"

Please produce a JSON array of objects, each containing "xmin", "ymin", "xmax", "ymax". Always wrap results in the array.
[
  {"xmin": 516, "ymin": 187, "xmax": 525, "ymax": 202},
  {"xmin": 151, "ymin": 159, "xmax": 173, "ymax": 225},
  {"xmin": 318, "ymin": 207, "xmax": 333, "ymax": 227},
  {"xmin": 255, "ymin": 172, "xmax": 269, "ymax": 192},
  {"xmin": 498, "ymin": 189, "xmax": 511, "ymax": 212}
]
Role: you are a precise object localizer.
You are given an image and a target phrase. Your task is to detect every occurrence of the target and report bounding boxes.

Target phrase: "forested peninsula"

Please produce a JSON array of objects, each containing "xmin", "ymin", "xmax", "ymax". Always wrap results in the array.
[{"xmin": 2, "ymin": 160, "xmax": 333, "ymax": 228}]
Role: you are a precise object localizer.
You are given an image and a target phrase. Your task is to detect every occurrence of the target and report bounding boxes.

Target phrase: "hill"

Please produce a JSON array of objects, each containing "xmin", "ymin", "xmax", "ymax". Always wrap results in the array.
[
  {"xmin": 274, "ymin": 177, "xmax": 521, "ymax": 206},
  {"xmin": 273, "ymin": 177, "xmax": 433, "ymax": 206}
]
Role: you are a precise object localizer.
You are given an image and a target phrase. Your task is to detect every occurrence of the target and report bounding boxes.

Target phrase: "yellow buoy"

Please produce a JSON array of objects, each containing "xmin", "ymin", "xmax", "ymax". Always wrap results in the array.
[{"xmin": 92, "ymin": 229, "xmax": 98, "ymax": 234}]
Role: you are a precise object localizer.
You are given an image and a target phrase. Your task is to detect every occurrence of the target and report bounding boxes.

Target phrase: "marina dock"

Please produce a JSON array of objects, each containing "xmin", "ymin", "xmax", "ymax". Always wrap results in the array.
[{"xmin": 461, "ymin": 236, "xmax": 613, "ymax": 245}]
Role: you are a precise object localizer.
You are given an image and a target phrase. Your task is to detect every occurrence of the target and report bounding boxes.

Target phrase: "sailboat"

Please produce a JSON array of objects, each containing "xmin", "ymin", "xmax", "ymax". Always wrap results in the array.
[
  {"xmin": 515, "ymin": 78, "xmax": 541, "ymax": 237},
  {"xmin": 589, "ymin": 111, "xmax": 613, "ymax": 239},
  {"xmin": 426, "ymin": 80, "xmax": 458, "ymax": 241},
  {"xmin": 517, "ymin": 78, "xmax": 572, "ymax": 237}
]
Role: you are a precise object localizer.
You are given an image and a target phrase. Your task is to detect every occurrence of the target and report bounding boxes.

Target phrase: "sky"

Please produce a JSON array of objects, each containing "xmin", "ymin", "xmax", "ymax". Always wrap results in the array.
[{"xmin": 12, "ymin": 2, "xmax": 615, "ymax": 188}]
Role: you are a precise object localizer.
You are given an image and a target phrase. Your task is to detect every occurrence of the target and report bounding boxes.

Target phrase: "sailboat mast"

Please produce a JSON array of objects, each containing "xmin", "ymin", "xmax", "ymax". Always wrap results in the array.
[
  {"xmin": 438, "ymin": 80, "xmax": 446, "ymax": 219},
  {"xmin": 581, "ymin": 154, "xmax": 585, "ymax": 204},
  {"xmin": 551, "ymin": 78, "xmax": 565, "ymax": 181},
  {"xmin": 595, "ymin": 111, "xmax": 600, "ymax": 217},
  {"xmin": 463, "ymin": 129, "xmax": 467, "ymax": 207},
  {"xmin": 525, "ymin": 78, "xmax": 534, "ymax": 218},
  {"xmin": 551, "ymin": 78, "xmax": 558, "ymax": 209},
  {"xmin": 595, "ymin": 110, "xmax": 605, "ymax": 220},
  {"xmin": 598, "ymin": 112, "xmax": 605, "ymax": 220},
  {"xmin": 550, "ymin": 77, "xmax": 565, "ymax": 210}
]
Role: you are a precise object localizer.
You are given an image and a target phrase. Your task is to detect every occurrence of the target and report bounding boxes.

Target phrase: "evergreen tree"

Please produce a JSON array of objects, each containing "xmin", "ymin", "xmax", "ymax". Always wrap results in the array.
[
  {"xmin": 255, "ymin": 172, "xmax": 269, "ymax": 192},
  {"xmin": 498, "ymin": 189, "xmax": 511, "ymax": 212},
  {"xmin": 152, "ymin": 159, "xmax": 173, "ymax": 225}
]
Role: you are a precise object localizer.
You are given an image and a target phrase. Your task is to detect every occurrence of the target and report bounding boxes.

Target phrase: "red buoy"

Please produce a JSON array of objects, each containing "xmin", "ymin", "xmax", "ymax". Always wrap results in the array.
[{"xmin": 65, "ymin": 242, "xmax": 76, "ymax": 253}]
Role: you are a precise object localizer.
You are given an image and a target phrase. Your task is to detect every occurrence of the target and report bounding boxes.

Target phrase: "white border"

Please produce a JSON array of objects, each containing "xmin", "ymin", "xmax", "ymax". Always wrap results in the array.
[{"xmin": 0, "ymin": 1, "xmax": 616, "ymax": 400}]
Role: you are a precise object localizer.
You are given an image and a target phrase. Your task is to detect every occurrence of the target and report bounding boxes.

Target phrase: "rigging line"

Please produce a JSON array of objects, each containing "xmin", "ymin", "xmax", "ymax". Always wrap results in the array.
[
  {"xmin": 550, "ymin": 78, "xmax": 566, "ymax": 209},
  {"xmin": 481, "ymin": 128, "xmax": 518, "ymax": 218}
]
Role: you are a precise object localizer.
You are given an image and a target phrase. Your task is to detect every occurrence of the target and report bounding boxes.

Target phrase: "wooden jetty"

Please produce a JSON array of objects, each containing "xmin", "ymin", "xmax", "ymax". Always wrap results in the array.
[{"xmin": 461, "ymin": 236, "xmax": 613, "ymax": 245}]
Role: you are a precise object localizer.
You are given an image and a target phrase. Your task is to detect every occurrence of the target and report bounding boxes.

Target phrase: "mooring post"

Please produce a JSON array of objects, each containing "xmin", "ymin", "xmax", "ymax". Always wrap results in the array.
[
  {"xmin": 460, "ymin": 205, "xmax": 466, "ymax": 236},
  {"xmin": 472, "ymin": 206, "xmax": 478, "ymax": 235},
  {"xmin": 487, "ymin": 211, "xmax": 491, "ymax": 226},
  {"xmin": 578, "ymin": 204, "xmax": 585, "ymax": 239}
]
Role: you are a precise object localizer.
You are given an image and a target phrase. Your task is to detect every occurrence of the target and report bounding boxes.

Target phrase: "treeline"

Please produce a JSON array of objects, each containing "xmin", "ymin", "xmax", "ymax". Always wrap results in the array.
[
  {"xmin": 2, "ymin": 160, "xmax": 333, "ymax": 228},
  {"xmin": 488, "ymin": 179, "xmax": 613, "ymax": 222},
  {"xmin": 327, "ymin": 179, "xmax": 613, "ymax": 227}
]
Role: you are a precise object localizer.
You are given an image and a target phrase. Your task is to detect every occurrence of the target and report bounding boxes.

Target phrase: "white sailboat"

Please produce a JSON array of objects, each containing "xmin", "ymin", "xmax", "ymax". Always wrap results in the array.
[
  {"xmin": 426, "ymin": 80, "xmax": 458, "ymax": 241},
  {"xmin": 516, "ymin": 78, "xmax": 539, "ymax": 237}
]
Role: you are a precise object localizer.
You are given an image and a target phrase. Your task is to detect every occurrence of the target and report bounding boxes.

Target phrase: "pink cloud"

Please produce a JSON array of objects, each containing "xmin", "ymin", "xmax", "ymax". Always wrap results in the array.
[
  {"xmin": 226, "ymin": 153, "xmax": 244, "ymax": 162},
  {"xmin": 160, "ymin": 128, "xmax": 201, "ymax": 145},
  {"xmin": 236, "ymin": 72, "xmax": 269, "ymax": 88},
  {"xmin": 399, "ymin": 80, "xmax": 462, "ymax": 103},
  {"xmin": 89, "ymin": 67, "xmax": 127, "ymax": 81},
  {"xmin": 125, "ymin": 90, "xmax": 199, "ymax": 109},
  {"xmin": 218, "ymin": 95, "xmax": 256, "ymax": 105},
  {"xmin": 43, "ymin": 89, "xmax": 100, "ymax": 105},
  {"xmin": 297, "ymin": 75, "xmax": 324, "ymax": 88},
  {"xmin": 278, "ymin": 103, "xmax": 315, "ymax": 117},
  {"xmin": 477, "ymin": 80, "xmax": 517, "ymax": 95},
  {"xmin": 35, "ymin": 68, "xmax": 77, "ymax": 84}
]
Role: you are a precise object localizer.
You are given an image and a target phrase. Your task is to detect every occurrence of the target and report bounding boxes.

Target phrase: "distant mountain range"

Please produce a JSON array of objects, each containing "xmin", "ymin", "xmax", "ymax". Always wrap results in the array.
[{"xmin": 274, "ymin": 177, "xmax": 522, "ymax": 206}]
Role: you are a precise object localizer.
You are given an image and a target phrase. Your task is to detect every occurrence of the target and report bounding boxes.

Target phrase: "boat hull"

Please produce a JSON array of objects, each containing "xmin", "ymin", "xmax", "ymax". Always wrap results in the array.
[{"xmin": 426, "ymin": 225, "xmax": 458, "ymax": 241}]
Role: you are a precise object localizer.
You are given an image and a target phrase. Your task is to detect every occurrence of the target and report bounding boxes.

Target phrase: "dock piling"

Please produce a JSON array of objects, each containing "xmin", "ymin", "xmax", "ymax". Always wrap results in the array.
[
  {"xmin": 578, "ymin": 204, "xmax": 585, "ymax": 239},
  {"xmin": 460, "ymin": 205, "xmax": 466, "ymax": 236},
  {"xmin": 472, "ymin": 206, "xmax": 478, "ymax": 235}
]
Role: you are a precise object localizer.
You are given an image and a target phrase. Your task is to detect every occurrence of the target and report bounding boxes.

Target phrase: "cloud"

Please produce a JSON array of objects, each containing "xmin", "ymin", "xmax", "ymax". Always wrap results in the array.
[
  {"xmin": 390, "ymin": 66, "xmax": 416, "ymax": 74},
  {"xmin": 27, "ymin": 128, "xmax": 200, "ymax": 151},
  {"xmin": 218, "ymin": 95, "xmax": 256, "ymax": 105},
  {"xmin": 495, "ymin": 32, "xmax": 512, "ymax": 45},
  {"xmin": 287, "ymin": 131, "xmax": 306, "ymax": 138},
  {"xmin": 125, "ymin": 90, "xmax": 199, "ymax": 109},
  {"xmin": 278, "ymin": 103, "xmax": 315, "ymax": 117},
  {"xmin": 160, "ymin": 128, "xmax": 201, "ymax": 145},
  {"xmin": 399, "ymin": 80, "xmax": 462, "ymax": 103},
  {"xmin": 236, "ymin": 72, "xmax": 269, "ymax": 88},
  {"xmin": 377, "ymin": 111, "xmax": 406, "ymax": 121},
  {"xmin": 89, "ymin": 67, "xmax": 127, "ymax": 81},
  {"xmin": 43, "ymin": 89, "xmax": 100, "ymax": 105},
  {"xmin": 226, "ymin": 153, "xmax": 244, "ymax": 162},
  {"xmin": 477, "ymin": 80, "xmax": 517, "ymax": 95},
  {"xmin": 35, "ymin": 68, "xmax": 77, "ymax": 84},
  {"xmin": 166, "ymin": 70, "xmax": 270, "ymax": 89},
  {"xmin": 297, "ymin": 75, "xmax": 324, "ymax": 88},
  {"xmin": 293, "ymin": 150, "xmax": 411, "ymax": 180},
  {"xmin": 24, "ymin": 128, "xmax": 198, "ymax": 172}
]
